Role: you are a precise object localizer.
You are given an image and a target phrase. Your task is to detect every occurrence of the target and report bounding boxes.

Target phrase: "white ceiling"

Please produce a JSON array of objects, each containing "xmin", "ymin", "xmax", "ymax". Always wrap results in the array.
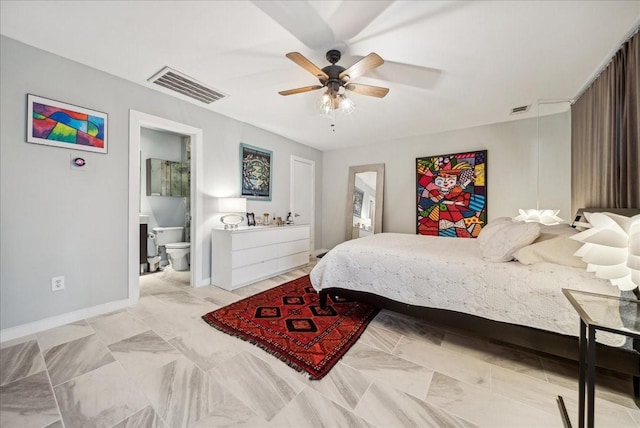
[{"xmin": 1, "ymin": 1, "xmax": 638, "ymax": 151}]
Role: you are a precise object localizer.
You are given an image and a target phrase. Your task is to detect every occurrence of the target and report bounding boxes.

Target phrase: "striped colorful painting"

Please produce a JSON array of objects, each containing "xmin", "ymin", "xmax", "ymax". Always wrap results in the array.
[
  {"xmin": 416, "ymin": 150, "xmax": 487, "ymax": 238},
  {"xmin": 27, "ymin": 95, "xmax": 107, "ymax": 153}
]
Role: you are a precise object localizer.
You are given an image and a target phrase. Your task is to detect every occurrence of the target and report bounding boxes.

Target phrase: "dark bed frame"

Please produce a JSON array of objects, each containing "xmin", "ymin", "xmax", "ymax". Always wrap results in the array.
[{"xmin": 319, "ymin": 287, "xmax": 640, "ymax": 398}]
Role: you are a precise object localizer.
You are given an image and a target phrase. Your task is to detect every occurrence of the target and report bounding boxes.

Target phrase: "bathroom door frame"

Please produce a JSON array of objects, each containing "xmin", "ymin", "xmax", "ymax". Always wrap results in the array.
[{"xmin": 128, "ymin": 110, "xmax": 205, "ymax": 303}]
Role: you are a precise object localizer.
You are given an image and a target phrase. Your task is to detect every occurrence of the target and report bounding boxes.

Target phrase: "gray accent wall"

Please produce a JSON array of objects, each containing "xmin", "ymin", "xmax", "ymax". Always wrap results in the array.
[
  {"xmin": 0, "ymin": 36, "xmax": 322, "ymax": 330},
  {"xmin": 321, "ymin": 111, "xmax": 571, "ymax": 250}
]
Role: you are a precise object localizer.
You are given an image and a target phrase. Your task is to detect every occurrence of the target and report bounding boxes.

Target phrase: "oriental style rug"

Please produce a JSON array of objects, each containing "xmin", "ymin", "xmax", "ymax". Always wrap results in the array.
[{"xmin": 202, "ymin": 275, "xmax": 379, "ymax": 380}]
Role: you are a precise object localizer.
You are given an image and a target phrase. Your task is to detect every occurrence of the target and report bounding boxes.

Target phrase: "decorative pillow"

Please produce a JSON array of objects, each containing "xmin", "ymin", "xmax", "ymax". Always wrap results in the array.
[
  {"xmin": 481, "ymin": 221, "xmax": 541, "ymax": 262},
  {"xmin": 514, "ymin": 235, "xmax": 587, "ymax": 268},
  {"xmin": 477, "ymin": 217, "xmax": 515, "ymax": 247},
  {"xmin": 531, "ymin": 224, "xmax": 579, "ymax": 243}
]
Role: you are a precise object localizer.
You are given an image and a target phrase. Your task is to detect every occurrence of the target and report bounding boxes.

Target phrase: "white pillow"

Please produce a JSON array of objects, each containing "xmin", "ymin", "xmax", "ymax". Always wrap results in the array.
[
  {"xmin": 481, "ymin": 221, "xmax": 541, "ymax": 262},
  {"xmin": 477, "ymin": 217, "xmax": 515, "ymax": 247},
  {"xmin": 514, "ymin": 235, "xmax": 587, "ymax": 268}
]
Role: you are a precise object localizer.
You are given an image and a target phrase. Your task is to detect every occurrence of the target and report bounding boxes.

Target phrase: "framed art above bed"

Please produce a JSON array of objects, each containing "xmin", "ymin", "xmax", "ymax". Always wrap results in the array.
[{"xmin": 416, "ymin": 150, "xmax": 487, "ymax": 238}]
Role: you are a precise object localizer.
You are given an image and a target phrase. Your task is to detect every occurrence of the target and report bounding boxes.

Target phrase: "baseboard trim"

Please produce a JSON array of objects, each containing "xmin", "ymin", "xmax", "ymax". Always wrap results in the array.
[{"xmin": 0, "ymin": 298, "xmax": 132, "ymax": 344}]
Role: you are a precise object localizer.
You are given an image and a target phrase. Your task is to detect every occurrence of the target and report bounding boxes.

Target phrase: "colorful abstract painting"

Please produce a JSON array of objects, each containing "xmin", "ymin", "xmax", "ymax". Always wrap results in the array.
[
  {"xmin": 27, "ymin": 95, "xmax": 107, "ymax": 154},
  {"xmin": 240, "ymin": 143, "xmax": 272, "ymax": 200},
  {"xmin": 416, "ymin": 150, "xmax": 487, "ymax": 238}
]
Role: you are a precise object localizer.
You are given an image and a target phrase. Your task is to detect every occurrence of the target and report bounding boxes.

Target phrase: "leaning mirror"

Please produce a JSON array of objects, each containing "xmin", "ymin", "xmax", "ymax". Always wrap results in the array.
[{"xmin": 345, "ymin": 163, "xmax": 385, "ymax": 241}]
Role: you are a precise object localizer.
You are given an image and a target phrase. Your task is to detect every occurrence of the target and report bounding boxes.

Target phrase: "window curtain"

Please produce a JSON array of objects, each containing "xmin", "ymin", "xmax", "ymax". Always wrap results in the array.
[{"xmin": 571, "ymin": 30, "xmax": 639, "ymax": 212}]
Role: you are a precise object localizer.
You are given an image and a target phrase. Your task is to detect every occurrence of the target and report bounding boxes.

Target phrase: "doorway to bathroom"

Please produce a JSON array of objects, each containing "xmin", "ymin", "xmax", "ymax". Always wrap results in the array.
[
  {"xmin": 128, "ymin": 110, "xmax": 205, "ymax": 303},
  {"xmin": 140, "ymin": 129, "xmax": 191, "ymax": 279}
]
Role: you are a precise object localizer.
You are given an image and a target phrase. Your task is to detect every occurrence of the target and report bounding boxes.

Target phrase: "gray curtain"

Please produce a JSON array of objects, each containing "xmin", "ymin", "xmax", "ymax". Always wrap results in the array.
[{"xmin": 571, "ymin": 30, "xmax": 639, "ymax": 213}]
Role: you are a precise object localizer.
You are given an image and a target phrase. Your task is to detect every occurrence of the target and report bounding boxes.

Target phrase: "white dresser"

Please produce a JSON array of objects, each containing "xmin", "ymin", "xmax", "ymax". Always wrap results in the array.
[{"xmin": 211, "ymin": 224, "xmax": 310, "ymax": 290}]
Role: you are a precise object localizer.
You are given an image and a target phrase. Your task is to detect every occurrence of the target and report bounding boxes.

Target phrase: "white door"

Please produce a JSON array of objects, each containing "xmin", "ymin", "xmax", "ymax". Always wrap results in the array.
[{"xmin": 291, "ymin": 156, "xmax": 315, "ymax": 251}]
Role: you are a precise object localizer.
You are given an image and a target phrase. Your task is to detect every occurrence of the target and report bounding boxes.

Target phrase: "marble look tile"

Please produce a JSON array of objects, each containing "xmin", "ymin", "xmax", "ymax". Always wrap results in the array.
[
  {"xmin": 356, "ymin": 380, "xmax": 477, "ymax": 428},
  {"xmin": 425, "ymin": 372, "xmax": 560, "ymax": 427},
  {"xmin": 208, "ymin": 351, "xmax": 305, "ymax": 421},
  {"xmin": 370, "ymin": 311, "xmax": 445, "ymax": 345},
  {"xmin": 299, "ymin": 362, "xmax": 372, "ymax": 410},
  {"xmin": 0, "ymin": 339, "xmax": 45, "ymax": 386},
  {"xmin": 88, "ymin": 310, "xmax": 151, "ymax": 345},
  {"xmin": 231, "ymin": 278, "xmax": 281, "ymax": 298},
  {"xmin": 341, "ymin": 341, "xmax": 435, "ymax": 399},
  {"xmin": 491, "ymin": 364, "xmax": 634, "ymax": 427},
  {"xmin": 44, "ymin": 334, "xmax": 115, "ymax": 386},
  {"xmin": 43, "ymin": 420, "xmax": 64, "ymax": 428},
  {"xmin": 357, "ymin": 322, "xmax": 403, "ymax": 353},
  {"xmin": 191, "ymin": 377, "xmax": 268, "ymax": 428},
  {"xmin": 0, "ymin": 370, "xmax": 59, "ymax": 428},
  {"xmin": 271, "ymin": 387, "xmax": 373, "ymax": 428},
  {"xmin": 108, "ymin": 330, "xmax": 181, "ymax": 373},
  {"xmin": 112, "ymin": 405, "xmax": 168, "ymax": 428},
  {"xmin": 36, "ymin": 320, "xmax": 94, "ymax": 351},
  {"xmin": 441, "ymin": 332, "xmax": 547, "ymax": 381},
  {"xmin": 55, "ymin": 361, "xmax": 149, "ymax": 428},
  {"xmin": 541, "ymin": 357, "xmax": 637, "ymax": 409},
  {"xmin": 152, "ymin": 290, "xmax": 217, "ymax": 319},
  {"xmin": 126, "ymin": 294, "xmax": 170, "ymax": 320},
  {"xmin": 169, "ymin": 326, "xmax": 245, "ymax": 372},
  {"xmin": 139, "ymin": 274, "xmax": 186, "ymax": 295},
  {"xmin": 0, "ymin": 334, "xmax": 36, "ymax": 350},
  {"xmin": 187, "ymin": 284, "xmax": 242, "ymax": 307},
  {"xmin": 561, "ymin": 392, "xmax": 638, "ymax": 427},
  {"xmin": 391, "ymin": 336, "xmax": 491, "ymax": 389},
  {"xmin": 134, "ymin": 356, "xmax": 210, "ymax": 428}
]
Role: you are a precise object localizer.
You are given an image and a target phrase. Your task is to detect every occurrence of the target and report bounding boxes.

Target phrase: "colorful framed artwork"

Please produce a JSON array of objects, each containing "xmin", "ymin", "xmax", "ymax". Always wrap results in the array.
[
  {"xmin": 416, "ymin": 150, "xmax": 487, "ymax": 238},
  {"xmin": 26, "ymin": 94, "xmax": 107, "ymax": 154},
  {"xmin": 240, "ymin": 143, "xmax": 272, "ymax": 201}
]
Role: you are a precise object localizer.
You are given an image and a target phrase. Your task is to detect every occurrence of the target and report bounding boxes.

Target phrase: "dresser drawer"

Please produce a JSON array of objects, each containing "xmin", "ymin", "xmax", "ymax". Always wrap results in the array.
[
  {"xmin": 232, "ymin": 244, "xmax": 277, "ymax": 268},
  {"xmin": 278, "ymin": 251, "xmax": 309, "ymax": 272},
  {"xmin": 232, "ymin": 258, "xmax": 279, "ymax": 286},
  {"xmin": 232, "ymin": 229, "xmax": 278, "ymax": 250},
  {"xmin": 278, "ymin": 226, "xmax": 309, "ymax": 242},
  {"xmin": 278, "ymin": 239, "xmax": 309, "ymax": 257}
]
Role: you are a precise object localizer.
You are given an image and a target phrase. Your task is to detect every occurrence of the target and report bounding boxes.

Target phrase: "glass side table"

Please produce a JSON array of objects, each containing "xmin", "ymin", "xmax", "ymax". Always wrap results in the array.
[{"xmin": 560, "ymin": 289, "xmax": 640, "ymax": 428}]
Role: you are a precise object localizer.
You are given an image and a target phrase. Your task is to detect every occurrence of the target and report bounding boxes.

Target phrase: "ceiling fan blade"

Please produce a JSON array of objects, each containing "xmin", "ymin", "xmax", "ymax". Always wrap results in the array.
[
  {"xmin": 252, "ymin": 1, "xmax": 334, "ymax": 50},
  {"xmin": 349, "ymin": 54, "xmax": 442, "ymax": 90},
  {"xmin": 286, "ymin": 52, "xmax": 329, "ymax": 80},
  {"xmin": 345, "ymin": 83, "xmax": 389, "ymax": 98},
  {"xmin": 339, "ymin": 52, "xmax": 384, "ymax": 81},
  {"xmin": 278, "ymin": 85, "xmax": 323, "ymax": 96}
]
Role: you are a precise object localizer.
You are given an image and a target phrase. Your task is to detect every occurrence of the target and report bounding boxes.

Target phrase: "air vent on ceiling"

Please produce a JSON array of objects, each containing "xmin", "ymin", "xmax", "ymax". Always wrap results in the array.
[
  {"xmin": 148, "ymin": 67, "xmax": 226, "ymax": 104},
  {"xmin": 510, "ymin": 105, "xmax": 531, "ymax": 115}
]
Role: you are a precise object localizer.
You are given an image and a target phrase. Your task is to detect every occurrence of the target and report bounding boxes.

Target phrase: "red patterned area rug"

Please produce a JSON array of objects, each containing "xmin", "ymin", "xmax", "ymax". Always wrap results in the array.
[{"xmin": 202, "ymin": 275, "xmax": 379, "ymax": 380}]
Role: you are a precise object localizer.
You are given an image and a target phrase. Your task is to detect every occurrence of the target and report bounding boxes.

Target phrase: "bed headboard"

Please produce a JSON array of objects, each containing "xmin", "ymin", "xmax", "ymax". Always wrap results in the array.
[{"xmin": 572, "ymin": 207, "xmax": 640, "ymax": 228}]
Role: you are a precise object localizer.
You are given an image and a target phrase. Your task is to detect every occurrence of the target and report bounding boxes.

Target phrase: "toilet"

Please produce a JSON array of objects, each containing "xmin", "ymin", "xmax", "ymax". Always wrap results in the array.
[{"xmin": 152, "ymin": 226, "xmax": 190, "ymax": 271}]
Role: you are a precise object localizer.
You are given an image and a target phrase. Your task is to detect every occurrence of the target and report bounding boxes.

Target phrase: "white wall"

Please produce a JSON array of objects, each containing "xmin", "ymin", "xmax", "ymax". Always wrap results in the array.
[
  {"xmin": 0, "ymin": 36, "xmax": 322, "ymax": 331},
  {"xmin": 321, "ymin": 111, "xmax": 571, "ymax": 250}
]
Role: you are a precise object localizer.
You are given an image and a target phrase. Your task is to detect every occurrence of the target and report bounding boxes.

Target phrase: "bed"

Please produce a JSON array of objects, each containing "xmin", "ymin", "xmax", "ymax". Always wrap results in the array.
[{"xmin": 311, "ymin": 215, "xmax": 640, "ymax": 387}]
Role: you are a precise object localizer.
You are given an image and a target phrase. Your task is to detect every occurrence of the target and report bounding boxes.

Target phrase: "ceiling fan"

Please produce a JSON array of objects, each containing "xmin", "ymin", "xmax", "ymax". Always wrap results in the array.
[{"xmin": 278, "ymin": 50, "xmax": 389, "ymax": 111}]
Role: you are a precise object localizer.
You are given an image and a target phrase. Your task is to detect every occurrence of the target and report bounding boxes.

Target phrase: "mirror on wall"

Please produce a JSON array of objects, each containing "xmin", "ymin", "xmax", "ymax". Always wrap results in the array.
[
  {"xmin": 345, "ymin": 163, "xmax": 385, "ymax": 241},
  {"xmin": 146, "ymin": 158, "xmax": 189, "ymax": 197}
]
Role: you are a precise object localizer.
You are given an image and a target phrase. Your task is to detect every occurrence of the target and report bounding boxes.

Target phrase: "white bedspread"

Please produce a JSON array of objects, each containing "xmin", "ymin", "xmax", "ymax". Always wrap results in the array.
[{"xmin": 310, "ymin": 233, "xmax": 628, "ymax": 347}]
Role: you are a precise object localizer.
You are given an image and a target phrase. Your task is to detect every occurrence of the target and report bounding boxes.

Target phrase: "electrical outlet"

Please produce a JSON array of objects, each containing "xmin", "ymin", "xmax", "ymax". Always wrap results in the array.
[{"xmin": 51, "ymin": 276, "xmax": 65, "ymax": 291}]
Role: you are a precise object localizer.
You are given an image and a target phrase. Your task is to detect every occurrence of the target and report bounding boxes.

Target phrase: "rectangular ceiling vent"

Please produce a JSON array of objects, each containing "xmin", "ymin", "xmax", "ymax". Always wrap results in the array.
[
  {"xmin": 510, "ymin": 105, "xmax": 530, "ymax": 115},
  {"xmin": 148, "ymin": 67, "xmax": 226, "ymax": 104}
]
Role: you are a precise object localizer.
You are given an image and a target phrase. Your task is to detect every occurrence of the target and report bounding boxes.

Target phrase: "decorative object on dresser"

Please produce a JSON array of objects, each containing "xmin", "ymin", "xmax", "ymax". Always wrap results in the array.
[
  {"xmin": 416, "ymin": 150, "xmax": 487, "ymax": 237},
  {"xmin": 246, "ymin": 212, "xmax": 255, "ymax": 226},
  {"xmin": 217, "ymin": 197, "xmax": 247, "ymax": 229},
  {"xmin": 202, "ymin": 275, "xmax": 379, "ymax": 380},
  {"xmin": 211, "ymin": 224, "xmax": 310, "ymax": 290},
  {"xmin": 240, "ymin": 143, "xmax": 272, "ymax": 200}
]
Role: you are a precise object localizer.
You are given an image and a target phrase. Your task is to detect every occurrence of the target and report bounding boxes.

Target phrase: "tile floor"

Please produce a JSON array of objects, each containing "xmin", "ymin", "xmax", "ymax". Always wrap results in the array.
[{"xmin": 1, "ymin": 263, "xmax": 638, "ymax": 428}]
